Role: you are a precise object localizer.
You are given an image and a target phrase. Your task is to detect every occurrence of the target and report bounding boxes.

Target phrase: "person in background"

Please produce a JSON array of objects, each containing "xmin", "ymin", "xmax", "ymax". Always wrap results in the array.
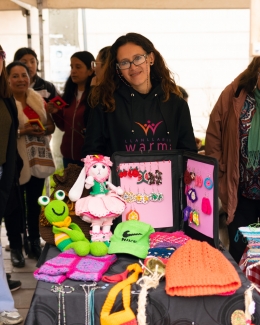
[
  {"xmin": 83, "ymin": 46, "xmax": 111, "ymax": 127},
  {"xmin": 91, "ymin": 46, "xmax": 111, "ymax": 86},
  {"xmin": 47, "ymin": 51, "xmax": 94, "ymax": 168},
  {"xmin": 6, "ymin": 61, "xmax": 55, "ymax": 265},
  {"xmin": 13, "ymin": 47, "xmax": 57, "ymax": 102},
  {"xmin": 82, "ymin": 33, "xmax": 197, "ymax": 157},
  {"xmin": 0, "ymin": 45, "xmax": 23, "ymax": 325},
  {"xmin": 205, "ymin": 57, "xmax": 260, "ymax": 264}
]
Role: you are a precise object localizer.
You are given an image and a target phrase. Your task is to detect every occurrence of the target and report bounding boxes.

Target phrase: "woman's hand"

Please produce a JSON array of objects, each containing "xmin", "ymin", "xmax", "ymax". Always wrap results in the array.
[
  {"xmin": 21, "ymin": 123, "xmax": 45, "ymax": 136},
  {"xmin": 46, "ymin": 102, "xmax": 58, "ymax": 114}
]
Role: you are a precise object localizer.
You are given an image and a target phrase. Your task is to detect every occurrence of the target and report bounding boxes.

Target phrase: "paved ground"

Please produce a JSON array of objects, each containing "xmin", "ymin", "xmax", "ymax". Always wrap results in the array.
[
  {"xmin": 1, "ymin": 223, "xmax": 39, "ymax": 325},
  {"xmin": 1, "ymin": 216, "xmax": 230, "ymax": 325}
]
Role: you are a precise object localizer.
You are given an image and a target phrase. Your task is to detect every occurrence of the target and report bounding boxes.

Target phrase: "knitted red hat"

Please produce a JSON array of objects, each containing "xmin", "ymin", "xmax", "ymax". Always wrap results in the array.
[{"xmin": 165, "ymin": 240, "xmax": 241, "ymax": 296}]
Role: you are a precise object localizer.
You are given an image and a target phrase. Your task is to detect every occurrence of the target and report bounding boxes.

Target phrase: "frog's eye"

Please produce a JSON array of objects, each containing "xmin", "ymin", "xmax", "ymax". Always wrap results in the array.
[
  {"xmin": 38, "ymin": 196, "xmax": 50, "ymax": 206},
  {"xmin": 54, "ymin": 190, "xmax": 65, "ymax": 201}
]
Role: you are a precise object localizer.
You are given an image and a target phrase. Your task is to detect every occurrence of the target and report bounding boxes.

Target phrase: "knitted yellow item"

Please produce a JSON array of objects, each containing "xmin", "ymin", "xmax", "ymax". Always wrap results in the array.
[
  {"xmin": 165, "ymin": 239, "xmax": 241, "ymax": 296},
  {"xmin": 100, "ymin": 263, "xmax": 142, "ymax": 325},
  {"xmin": 52, "ymin": 216, "xmax": 71, "ymax": 228}
]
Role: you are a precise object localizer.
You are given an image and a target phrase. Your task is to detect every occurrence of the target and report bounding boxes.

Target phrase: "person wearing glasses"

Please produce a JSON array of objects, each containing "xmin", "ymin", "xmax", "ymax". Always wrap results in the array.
[
  {"xmin": 82, "ymin": 33, "xmax": 197, "ymax": 157},
  {"xmin": 47, "ymin": 51, "xmax": 94, "ymax": 168},
  {"xmin": 91, "ymin": 46, "xmax": 111, "ymax": 86}
]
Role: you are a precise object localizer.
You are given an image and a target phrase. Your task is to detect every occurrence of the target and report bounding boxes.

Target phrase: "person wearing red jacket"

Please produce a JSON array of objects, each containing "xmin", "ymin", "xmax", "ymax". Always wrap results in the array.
[{"xmin": 48, "ymin": 51, "xmax": 94, "ymax": 168}]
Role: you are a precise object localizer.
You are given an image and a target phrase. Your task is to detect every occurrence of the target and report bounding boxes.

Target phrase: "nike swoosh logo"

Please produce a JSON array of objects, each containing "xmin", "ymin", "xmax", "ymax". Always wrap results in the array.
[{"xmin": 122, "ymin": 231, "xmax": 142, "ymax": 238}]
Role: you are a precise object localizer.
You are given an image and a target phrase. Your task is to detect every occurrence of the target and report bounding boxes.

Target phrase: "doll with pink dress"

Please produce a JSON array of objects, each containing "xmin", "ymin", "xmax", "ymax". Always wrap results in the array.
[{"xmin": 69, "ymin": 155, "xmax": 126, "ymax": 241}]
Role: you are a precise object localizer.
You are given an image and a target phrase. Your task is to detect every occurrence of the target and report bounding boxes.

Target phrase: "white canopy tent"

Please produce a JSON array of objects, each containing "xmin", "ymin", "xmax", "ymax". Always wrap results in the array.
[
  {"xmin": 1, "ymin": 0, "xmax": 257, "ymax": 76},
  {"xmin": 0, "ymin": 0, "xmax": 251, "ymax": 10}
]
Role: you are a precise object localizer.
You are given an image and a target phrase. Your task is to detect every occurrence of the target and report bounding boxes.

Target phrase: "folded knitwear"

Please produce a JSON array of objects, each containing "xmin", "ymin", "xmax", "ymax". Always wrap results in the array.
[
  {"xmin": 34, "ymin": 248, "xmax": 117, "ymax": 284},
  {"xmin": 165, "ymin": 240, "xmax": 241, "ymax": 297}
]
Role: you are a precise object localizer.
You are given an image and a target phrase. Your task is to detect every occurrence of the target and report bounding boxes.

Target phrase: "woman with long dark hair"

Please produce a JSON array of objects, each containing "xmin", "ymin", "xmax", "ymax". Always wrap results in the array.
[
  {"xmin": 48, "ymin": 51, "xmax": 94, "ymax": 168},
  {"xmin": 82, "ymin": 33, "xmax": 197, "ymax": 157}
]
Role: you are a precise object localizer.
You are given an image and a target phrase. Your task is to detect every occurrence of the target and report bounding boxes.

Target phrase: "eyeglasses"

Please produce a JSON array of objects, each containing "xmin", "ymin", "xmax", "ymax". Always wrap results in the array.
[
  {"xmin": 0, "ymin": 50, "xmax": 6, "ymax": 61},
  {"xmin": 91, "ymin": 61, "xmax": 102, "ymax": 69},
  {"xmin": 116, "ymin": 54, "xmax": 148, "ymax": 70}
]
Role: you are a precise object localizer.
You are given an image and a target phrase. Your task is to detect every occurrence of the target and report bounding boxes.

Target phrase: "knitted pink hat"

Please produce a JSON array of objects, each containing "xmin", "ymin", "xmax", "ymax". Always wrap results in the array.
[
  {"xmin": 165, "ymin": 240, "xmax": 241, "ymax": 296},
  {"xmin": 82, "ymin": 155, "xmax": 113, "ymax": 175}
]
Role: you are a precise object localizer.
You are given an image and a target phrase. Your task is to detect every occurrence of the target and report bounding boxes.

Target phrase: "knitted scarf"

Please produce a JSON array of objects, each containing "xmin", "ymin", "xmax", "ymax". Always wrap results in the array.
[{"xmin": 247, "ymin": 87, "xmax": 260, "ymax": 170}]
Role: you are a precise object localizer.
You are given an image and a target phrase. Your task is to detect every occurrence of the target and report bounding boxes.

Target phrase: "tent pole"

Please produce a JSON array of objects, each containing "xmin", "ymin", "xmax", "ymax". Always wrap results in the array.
[
  {"xmin": 25, "ymin": 9, "xmax": 32, "ymax": 48},
  {"xmin": 82, "ymin": 8, "xmax": 87, "ymax": 50},
  {"xmin": 37, "ymin": 0, "xmax": 45, "ymax": 78}
]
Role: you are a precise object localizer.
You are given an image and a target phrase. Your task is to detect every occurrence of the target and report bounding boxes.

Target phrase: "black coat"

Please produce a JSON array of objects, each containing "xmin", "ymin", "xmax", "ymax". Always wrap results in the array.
[{"xmin": 0, "ymin": 97, "xmax": 23, "ymax": 219}]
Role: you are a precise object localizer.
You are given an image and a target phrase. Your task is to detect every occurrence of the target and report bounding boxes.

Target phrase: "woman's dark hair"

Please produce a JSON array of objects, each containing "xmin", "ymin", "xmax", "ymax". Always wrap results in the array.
[
  {"xmin": 90, "ymin": 32, "xmax": 181, "ymax": 112},
  {"xmin": 238, "ymin": 57, "xmax": 260, "ymax": 93},
  {"xmin": 6, "ymin": 61, "xmax": 30, "ymax": 77},
  {"xmin": 0, "ymin": 45, "xmax": 11, "ymax": 98},
  {"xmin": 178, "ymin": 86, "xmax": 189, "ymax": 100},
  {"xmin": 62, "ymin": 51, "xmax": 94, "ymax": 105},
  {"xmin": 98, "ymin": 46, "xmax": 111, "ymax": 66},
  {"xmin": 13, "ymin": 47, "xmax": 39, "ymax": 71}
]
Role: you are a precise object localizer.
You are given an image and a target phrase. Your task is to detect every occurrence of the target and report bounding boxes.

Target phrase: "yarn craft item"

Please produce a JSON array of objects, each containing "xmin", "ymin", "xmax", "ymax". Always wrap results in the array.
[
  {"xmin": 69, "ymin": 155, "xmax": 126, "ymax": 241},
  {"xmin": 201, "ymin": 197, "xmax": 212, "ymax": 215},
  {"xmin": 204, "ymin": 176, "xmax": 214, "ymax": 190},
  {"xmin": 38, "ymin": 190, "xmax": 108, "ymax": 256},
  {"xmin": 165, "ymin": 239, "xmax": 241, "ymax": 296},
  {"xmin": 137, "ymin": 170, "xmax": 149, "ymax": 184},
  {"xmin": 149, "ymin": 231, "xmax": 191, "ymax": 248},
  {"xmin": 189, "ymin": 209, "xmax": 200, "ymax": 226},
  {"xmin": 187, "ymin": 188, "xmax": 198, "ymax": 203},
  {"xmin": 195, "ymin": 175, "xmax": 203, "ymax": 187},
  {"xmin": 126, "ymin": 208, "xmax": 140, "ymax": 221},
  {"xmin": 184, "ymin": 170, "xmax": 192, "ymax": 184},
  {"xmin": 137, "ymin": 260, "xmax": 165, "ymax": 325},
  {"xmin": 39, "ymin": 164, "xmax": 92, "ymax": 245},
  {"xmin": 155, "ymin": 169, "xmax": 163, "ymax": 185},
  {"xmin": 183, "ymin": 206, "xmax": 192, "ymax": 221},
  {"xmin": 100, "ymin": 263, "xmax": 142, "ymax": 325},
  {"xmin": 231, "ymin": 285, "xmax": 256, "ymax": 325},
  {"xmin": 34, "ymin": 248, "xmax": 117, "ymax": 284},
  {"xmin": 144, "ymin": 247, "xmax": 176, "ymax": 265}
]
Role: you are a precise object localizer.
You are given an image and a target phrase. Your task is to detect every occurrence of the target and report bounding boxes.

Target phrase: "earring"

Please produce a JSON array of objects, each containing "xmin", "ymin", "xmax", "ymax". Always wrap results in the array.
[{"xmin": 150, "ymin": 62, "xmax": 153, "ymax": 65}]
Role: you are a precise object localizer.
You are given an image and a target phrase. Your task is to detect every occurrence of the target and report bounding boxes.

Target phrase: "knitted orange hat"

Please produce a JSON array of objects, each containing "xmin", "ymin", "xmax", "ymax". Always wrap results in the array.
[{"xmin": 165, "ymin": 240, "xmax": 241, "ymax": 296}]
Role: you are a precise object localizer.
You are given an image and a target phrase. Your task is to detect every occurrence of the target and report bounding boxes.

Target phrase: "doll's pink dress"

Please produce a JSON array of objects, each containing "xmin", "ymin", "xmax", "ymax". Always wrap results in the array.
[{"xmin": 75, "ymin": 180, "xmax": 126, "ymax": 221}]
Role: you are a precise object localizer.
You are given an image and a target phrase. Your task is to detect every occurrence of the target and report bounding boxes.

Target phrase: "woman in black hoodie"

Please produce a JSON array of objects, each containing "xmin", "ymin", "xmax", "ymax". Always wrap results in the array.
[{"xmin": 82, "ymin": 33, "xmax": 197, "ymax": 157}]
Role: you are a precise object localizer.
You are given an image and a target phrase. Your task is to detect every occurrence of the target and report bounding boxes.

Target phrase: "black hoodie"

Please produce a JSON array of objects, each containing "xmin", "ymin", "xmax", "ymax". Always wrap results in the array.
[{"xmin": 82, "ymin": 82, "xmax": 197, "ymax": 157}]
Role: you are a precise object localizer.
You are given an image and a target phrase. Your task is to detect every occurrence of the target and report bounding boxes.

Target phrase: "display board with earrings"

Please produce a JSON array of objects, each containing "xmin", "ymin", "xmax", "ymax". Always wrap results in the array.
[{"xmin": 111, "ymin": 150, "xmax": 219, "ymax": 248}]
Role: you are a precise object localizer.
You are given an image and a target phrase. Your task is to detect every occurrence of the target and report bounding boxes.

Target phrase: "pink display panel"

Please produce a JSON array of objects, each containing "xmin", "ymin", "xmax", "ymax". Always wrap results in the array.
[
  {"xmin": 119, "ymin": 160, "xmax": 173, "ymax": 228},
  {"xmin": 186, "ymin": 159, "xmax": 214, "ymax": 238}
]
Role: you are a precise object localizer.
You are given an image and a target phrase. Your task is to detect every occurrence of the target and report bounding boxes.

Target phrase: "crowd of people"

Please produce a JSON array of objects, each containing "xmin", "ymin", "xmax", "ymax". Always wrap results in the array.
[{"xmin": 1, "ymin": 32, "xmax": 260, "ymax": 324}]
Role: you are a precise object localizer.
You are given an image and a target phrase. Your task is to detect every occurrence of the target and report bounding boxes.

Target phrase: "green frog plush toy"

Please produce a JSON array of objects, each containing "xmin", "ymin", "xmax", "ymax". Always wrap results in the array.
[{"xmin": 38, "ymin": 190, "xmax": 108, "ymax": 257}]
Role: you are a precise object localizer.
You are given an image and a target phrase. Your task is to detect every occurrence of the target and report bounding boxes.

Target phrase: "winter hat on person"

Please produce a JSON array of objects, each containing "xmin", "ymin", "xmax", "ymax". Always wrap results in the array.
[
  {"xmin": 71, "ymin": 51, "xmax": 94, "ymax": 70},
  {"xmin": 108, "ymin": 220, "xmax": 155, "ymax": 258},
  {"xmin": 165, "ymin": 239, "xmax": 241, "ymax": 297}
]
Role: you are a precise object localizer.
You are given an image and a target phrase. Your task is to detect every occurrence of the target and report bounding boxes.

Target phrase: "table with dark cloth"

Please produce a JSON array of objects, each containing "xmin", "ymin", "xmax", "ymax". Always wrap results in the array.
[{"xmin": 25, "ymin": 244, "xmax": 260, "ymax": 325}]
